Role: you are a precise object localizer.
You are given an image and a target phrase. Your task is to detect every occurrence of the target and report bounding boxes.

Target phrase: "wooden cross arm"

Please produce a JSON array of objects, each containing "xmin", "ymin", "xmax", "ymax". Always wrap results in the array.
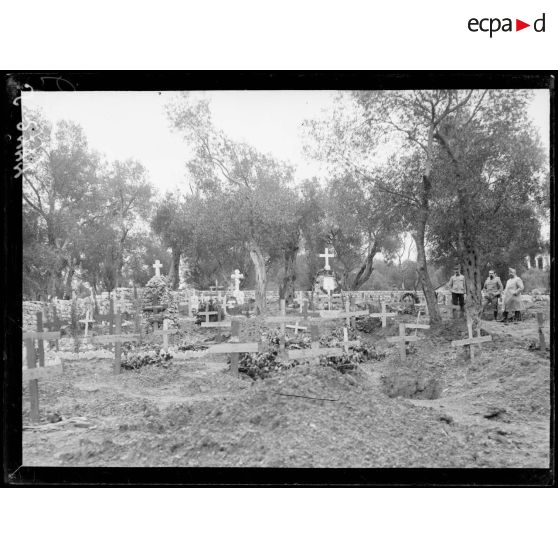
[
  {"xmin": 369, "ymin": 312, "xmax": 398, "ymax": 318},
  {"xmin": 263, "ymin": 315, "xmax": 299, "ymax": 324},
  {"xmin": 22, "ymin": 331, "xmax": 61, "ymax": 340},
  {"xmin": 91, "ymin": 334, "xmax": 141, "ymax": 343},
  {"xmin": 387, "ymin": 335, "xmax": 419, "ymax": 343},
  {"xmin": 320, "ymin": 310, "xmax": 370, "ymax": 319},
  {"xmin": 207, "ymin": 342, "xmax": 261, "ymax": 354},
  {"xmin": 287, "ymin": 347, "xmax": 343, "ymax": 359},
  {"xmin": 403, "ymin": 323, "xmax": 431, "ymax": 330},
  {"xmin": 201, "ymin": 321, "xmax": 232, "ymax": 328},
  {"xmin": 451, "ymin": 335, "xmax": 492, "ymax": 348},
  {"xmin": 22, "ymin": 361, "xmax": 64, "ymax": 382},
  {"xmin": 285, "ymin": 324, "xmax": 308, "ymax": 330},
  {"xmin": 149, "ymin": 328, "xmax": 179, "ymax": 336}
]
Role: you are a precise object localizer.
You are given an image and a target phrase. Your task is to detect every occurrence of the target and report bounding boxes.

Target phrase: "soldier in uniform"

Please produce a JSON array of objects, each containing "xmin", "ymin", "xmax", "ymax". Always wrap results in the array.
[
  {"xmin": 502, "ymin": 267, "xmax": 524, "ymax": 323},
  {"xmin": 448, "ymin": 266, "xmax": 466, "ymax": 317},
  {"xmin": 482, "ymin": 270, "xmax": 504, "ymax": 320}
]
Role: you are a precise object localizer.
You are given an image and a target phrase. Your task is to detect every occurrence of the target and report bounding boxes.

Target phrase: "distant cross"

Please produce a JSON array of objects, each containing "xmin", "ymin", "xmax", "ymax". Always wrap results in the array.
[
  {"xmin": 369, "ymin": 301, "xmax": 397, "ymax": 328},
  {"xmin": 209, "ymin": 279, "xmax": 225, "ymax": 292},
  {"xmin": 198, "ymin": 303, "xmax": 219, "ymax": 325},
  {"xmin": 79, "ymin": 309, "xmax": 95, "ymax": 339},
  {"xmin": 286, "ymin": 321, "xmax": 307, "ymax": 335},
  {"xmin": 231, "ymin": 269, "xmax": 244, "ymax": 291},
  {"xmin": 153, "ymin": 259, "xmax": 163, "ymax": 277},
  {"xmin": 297, "ymin": 291, "xmax": 305, "ymax": 313},
  {"xmin": 319, "ymin": 247, "xmax": 335, "ymax": 270}
]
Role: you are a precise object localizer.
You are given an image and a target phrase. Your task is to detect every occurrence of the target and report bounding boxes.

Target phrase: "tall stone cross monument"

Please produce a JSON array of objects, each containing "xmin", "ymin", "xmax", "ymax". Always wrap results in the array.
[
  {"xmin": 231, "ymin": 269, "xmax": 244, "ymax": 291},
  {"xmin": 231, "ymin": 269, "xmax": 245, "ymax": 305},
  {"xmin": 319, "ymin": 247, "xmax": 335, "ymax": 270},
  {"xmin": 153, "ymin": 259, "xmax": 163, "ymax": 277}
]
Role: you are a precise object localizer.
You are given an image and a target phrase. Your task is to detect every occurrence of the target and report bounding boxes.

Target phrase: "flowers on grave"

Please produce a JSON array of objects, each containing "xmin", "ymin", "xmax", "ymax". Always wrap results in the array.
[
  {"xmin": 238, "ymin": 351, "xmax": 297, "ymax": 380},
  {"xmin": 141, "ymin": 275, "xmax": 178, "ymax": 332},
  {"xmin": 121, "ymin": 346, "xmax": 174, "ymax": 370},
  {"xmin": 176, "ymin": 340, "xmax": 209, "ymax": 352}
]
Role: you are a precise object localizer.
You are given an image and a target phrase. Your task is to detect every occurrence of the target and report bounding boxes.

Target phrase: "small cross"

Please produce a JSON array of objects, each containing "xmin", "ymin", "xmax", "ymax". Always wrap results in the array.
[
  {"xmin": 153, "ymin": 260, "xmax": 163, "ymax": 277},
  {"xmin": 286, "ymin": 321, "xmax": 307, "ymax": 334},
  {"xmin": 450, "ymin": 320, "xmax": 492, "ymax": 361},
  {"xmin": 387, "ymin": 323, "xmax": 419, "ymax": 360},
  {"xmin": 369, "ymin": 301, "xmax": 397, "ymax": 328},
  {"xmin": 209, "ymin": 279, "xmax": 225, "ymax": 292},
  {"xmin": 198, "ymin": 303, "xmax": 219, "ymax": 325},
  {"xmin": 231, "ymin": 269, "xmax": 244, "ymax": 291},
  {"xmin": 319, "ymin": 247, "xmax": 335, "ymax": 270}
]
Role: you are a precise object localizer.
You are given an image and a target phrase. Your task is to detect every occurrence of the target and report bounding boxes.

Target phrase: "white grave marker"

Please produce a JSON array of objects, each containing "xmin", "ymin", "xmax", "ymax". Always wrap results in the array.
[{"xmin": 153, "ymin": 259, "xmax": 163, "ymax": 277}]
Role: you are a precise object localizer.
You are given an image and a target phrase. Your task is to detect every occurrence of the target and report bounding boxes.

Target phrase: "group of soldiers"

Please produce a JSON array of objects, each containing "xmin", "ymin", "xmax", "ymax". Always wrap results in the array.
[{"xmin": 447, "ymin": 266, "xmax": 525, "ymax": 323}]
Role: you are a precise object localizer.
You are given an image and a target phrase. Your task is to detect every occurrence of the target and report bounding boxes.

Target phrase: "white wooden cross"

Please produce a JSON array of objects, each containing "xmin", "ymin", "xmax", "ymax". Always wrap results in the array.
[
  {"xmin": 287, "ymin": 324, "xmax": 343, "ymax": 361},
  {"xmin": 150, "ymin": 318, "xmax": 179, "ymax": 351},
  {"xmin": 387, "ymin": 323, "xmax": 419, "ymax": 360},
  {"xmin": 153, "ymin": 259, "xmax": 163, "ymax": 277},
  {"xmin": 231, "ymin": 269, "xmax": 244, "ymax": 291},
  {"xmin": 79, "ymin": 309, "xmax": 95, "ymax": 339},
  {"xmin": 210, "ymin": 279, "xmax": 225, "ymax": 292},
  {"xmin": 369, "ymin": 301, "xmax": 397, "ymax": 328},
  {"xmin": 319, "ymin": 247, "xmax": 335, "ymax": 270},
  {"xmin": 342, "ymin": 327, "xmax": 361, "ymax": 354},
  {"xmin": 286, "ymin": 321, "xmax": 307, "ymax": 334},
  {"xmin": 451, "ymin": 320, "xmax": 492, "ymax": 361}
]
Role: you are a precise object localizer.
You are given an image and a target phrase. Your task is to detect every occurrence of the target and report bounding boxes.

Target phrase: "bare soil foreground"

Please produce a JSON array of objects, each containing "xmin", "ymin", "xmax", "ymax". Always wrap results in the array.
[{"xmin": 23, "ymin": 306, "xmax": 551, "ymax": 468}]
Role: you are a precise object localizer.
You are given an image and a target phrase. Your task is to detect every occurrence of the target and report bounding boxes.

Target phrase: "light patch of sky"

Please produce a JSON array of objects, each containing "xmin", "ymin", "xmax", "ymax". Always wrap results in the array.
[
  {"xmin": 23, "ymin": 88, "xmax": 549, "ymax": 252},
  {"xmin": 22, "ymin": 89, "xmax": 335, "ymax": 196}
]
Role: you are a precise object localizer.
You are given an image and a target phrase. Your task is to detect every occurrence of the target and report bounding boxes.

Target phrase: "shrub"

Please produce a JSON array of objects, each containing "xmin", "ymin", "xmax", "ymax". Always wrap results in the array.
[{"xmin": 521, "ymin": 269, "xmax": 550, "ymax": 293}]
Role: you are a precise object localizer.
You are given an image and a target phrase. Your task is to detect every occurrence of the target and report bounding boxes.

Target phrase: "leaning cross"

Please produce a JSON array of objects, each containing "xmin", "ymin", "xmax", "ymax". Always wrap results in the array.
[
  {"xmin": 231, "ymin": 269, "xmax": 244, "ymax": 291},
  {"xmin": 152, "ymin": 259, "xmax": 163, "ymax": 277},
  {"xmin": 450, "ymin": 320, "xmax": 492, "ymax": 361},
  {"xmin": 319, "ymin": 247, "xmax": 334, "ymax": 270}
]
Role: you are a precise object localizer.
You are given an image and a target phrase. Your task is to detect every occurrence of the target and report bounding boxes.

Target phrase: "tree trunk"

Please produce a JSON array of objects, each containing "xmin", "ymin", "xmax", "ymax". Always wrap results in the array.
[
  {"xmin": 436, "ymin": 134, "xmax": 483, "ymax": 327},
  {"xmin": 278, "ymin": 251, "xmax": 297, "ymax": 304},
  {"xmin": 351, "ymin": 244, "xmax": 378, "ymax": 290},
  {"xmin": 92, "ymin": 282, "xmax": 99, "ymax": 315},
  {"xmin": 168, "ymin": 247, "xmax": 181, "ymax": 290},
  {"xmin": 249, "ymin": 243, "xmax": 267, "ymax": 314},
  {"xmin": 413, "ymin": 211, "xmax": 441, "ymax": 324},
  {"xmin": 63, "ymin": 266, "xmax": 75, "ymax": 300}
]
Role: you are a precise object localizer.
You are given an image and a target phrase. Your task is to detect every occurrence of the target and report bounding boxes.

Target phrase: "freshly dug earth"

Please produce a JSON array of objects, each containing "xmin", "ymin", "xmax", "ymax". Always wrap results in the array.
[{"xmin": 22, "ymin": 310, "xmax": 551, "ymax": 468}]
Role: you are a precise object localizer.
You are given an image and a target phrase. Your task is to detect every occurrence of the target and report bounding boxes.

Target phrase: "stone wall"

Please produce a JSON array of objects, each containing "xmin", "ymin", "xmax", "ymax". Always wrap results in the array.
[{"xmin": 22, "ymin": 289, "xmax": 425, "ymax": 331}]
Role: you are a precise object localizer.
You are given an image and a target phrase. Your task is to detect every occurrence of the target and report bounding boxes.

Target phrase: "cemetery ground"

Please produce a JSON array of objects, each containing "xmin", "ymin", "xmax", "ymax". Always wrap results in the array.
[{"xmin": 22, "ymin": 301, "xmax": 550, "ymax": 468}]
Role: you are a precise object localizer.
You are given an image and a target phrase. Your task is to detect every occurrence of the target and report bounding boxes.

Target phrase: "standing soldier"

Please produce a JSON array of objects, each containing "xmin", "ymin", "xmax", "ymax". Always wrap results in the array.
[
  {"xmin": 448, "ymin": 265, "xmax": 466, "ymax": 317},
  {"xmin": 501, "ymin": 267, "xmax": 524, "ymax": 323},
  {"xmin": 482, "ymin": 269, "xmax": 504, "ymax": 320}
]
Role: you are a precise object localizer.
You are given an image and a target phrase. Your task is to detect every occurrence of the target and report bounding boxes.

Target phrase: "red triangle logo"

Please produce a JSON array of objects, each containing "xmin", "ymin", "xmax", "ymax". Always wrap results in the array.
[{"xmin": 516, "ymin": 19, "xmax": 530, "ymax": 31}]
